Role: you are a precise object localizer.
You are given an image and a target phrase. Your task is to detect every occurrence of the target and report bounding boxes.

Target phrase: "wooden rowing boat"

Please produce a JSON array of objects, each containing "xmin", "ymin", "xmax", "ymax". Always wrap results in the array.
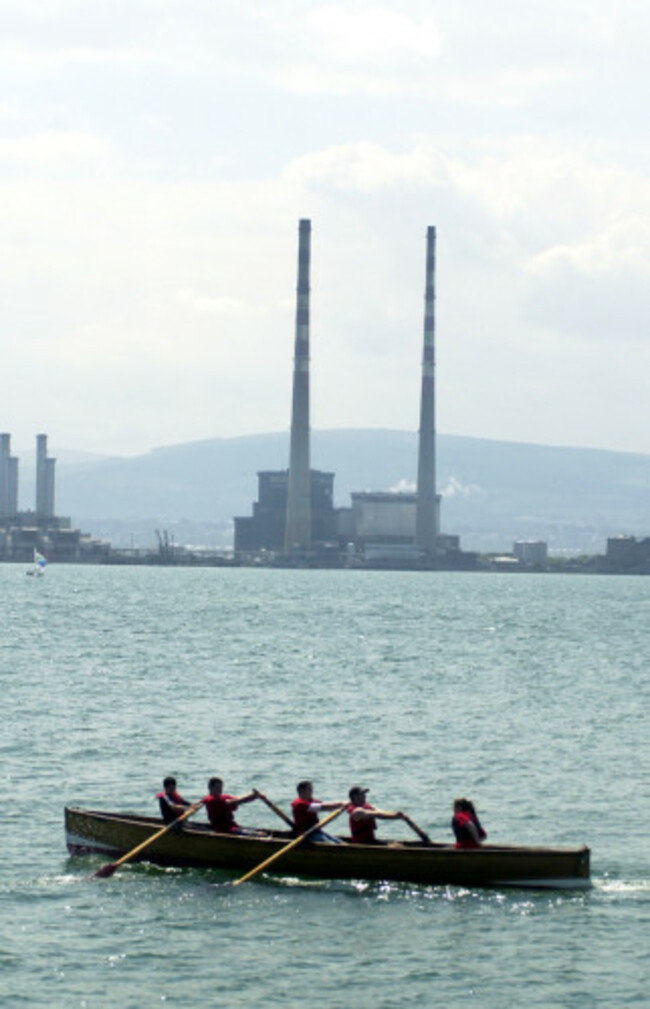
[{"xmin": 65, "ymin": 808, "xmax": 590, "ymax": 889}]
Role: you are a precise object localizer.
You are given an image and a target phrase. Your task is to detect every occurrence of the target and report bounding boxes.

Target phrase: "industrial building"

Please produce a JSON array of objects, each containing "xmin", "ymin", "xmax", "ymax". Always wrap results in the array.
[
  {"xmin": 0, "ymin": 433, "xmax": 109, "ymax": 562},
  {"xmin": 603, "ymin": 535, "xmax": 650, "ymax": 573},
  {"xmin": 234, "ymin": 469, "xmax": 338, "ymax": 554},
  {"xmin": 513, "ymin": 540, "xmax": 548, "ymax": 565},
  {"xmin": 233, "ymin": 220, "xmax": 470, "ymax": 568}
]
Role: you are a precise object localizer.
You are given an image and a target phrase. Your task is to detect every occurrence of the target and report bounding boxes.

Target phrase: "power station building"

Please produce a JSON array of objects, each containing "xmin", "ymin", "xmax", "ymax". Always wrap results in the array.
[
  {"xmin": 234, "ymin": 220, "xmax": 467, "ymax": 566},
  {"xmin": 235, "ymin": 220, "xmax": 340, "ymax": 558},
  {"xmin": 0, "ymin": 433, "xmax": 108, "ymax": 562},
  {"xmin": 339, "ymin": 225, "xmax": 444, "ymax": 564},
  {"xmin": 234, "ymin": 469, "xmax": 338, "ymax": 554}
]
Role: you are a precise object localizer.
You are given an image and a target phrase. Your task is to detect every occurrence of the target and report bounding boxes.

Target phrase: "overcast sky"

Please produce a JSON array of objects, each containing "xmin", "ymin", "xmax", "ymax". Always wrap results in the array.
[{"xmin": 2, "ymin": 0, "xmax": 649, "ymax": 458}]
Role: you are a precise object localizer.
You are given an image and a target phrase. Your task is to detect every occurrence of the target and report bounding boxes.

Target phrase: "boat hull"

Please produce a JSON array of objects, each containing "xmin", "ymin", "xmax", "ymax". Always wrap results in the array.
[{"xmin": 65, "ymin": 808, "xmax": 590, "ymax": 889}]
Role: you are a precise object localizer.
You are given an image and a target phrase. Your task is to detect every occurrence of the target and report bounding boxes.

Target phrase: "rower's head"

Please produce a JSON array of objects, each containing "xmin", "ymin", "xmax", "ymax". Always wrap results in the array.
[
  {"xmin": 163, "ymin": 776, "xmax": 177, "ymax": 795},
  {"xmin": 348, "ymin": 786, "xmax": 369, "ymax": 807},
  {"xmin": 296, "ymin": 780, "xmax": 313, "ymax": 800},
  {"xmin": 208, "ymin": 777, "xmax": 224, "ymax": 797}
]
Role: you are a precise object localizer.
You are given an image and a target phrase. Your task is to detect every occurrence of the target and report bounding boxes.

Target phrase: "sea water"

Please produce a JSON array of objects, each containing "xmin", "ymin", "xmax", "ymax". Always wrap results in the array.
[{"xmin": 1, "ymin": 565, "xmax": 649, "ymax": 1007}]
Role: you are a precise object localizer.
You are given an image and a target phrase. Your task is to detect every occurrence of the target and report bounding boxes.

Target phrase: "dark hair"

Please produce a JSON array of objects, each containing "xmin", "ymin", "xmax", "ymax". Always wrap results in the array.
[
  {"xmin": 454, "ymin": 797, "xmax": 477, "ymax": 815},
  {"xmin": 208, "ymin": 776, "xmax": 223, "ymax": 789},
  {"xmin": 297, "ymin": 780, "xmax": 312, "ymax": 794},
  {"xmin": 163, "ymin": 776, "xmax": 176, "ymax": 789}
]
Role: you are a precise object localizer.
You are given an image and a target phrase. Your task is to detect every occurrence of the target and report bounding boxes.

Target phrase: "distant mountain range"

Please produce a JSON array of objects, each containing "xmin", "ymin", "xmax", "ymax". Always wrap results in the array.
[{"xmin": 17, "ymin": 430, "xmax": 650, "ymax": 554}]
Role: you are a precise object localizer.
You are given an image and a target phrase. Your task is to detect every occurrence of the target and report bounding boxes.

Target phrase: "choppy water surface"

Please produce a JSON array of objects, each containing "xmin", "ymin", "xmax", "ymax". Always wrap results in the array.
[{"xmin": 2, "ymin": 566, "xmax": 649, "ymax": 1006}]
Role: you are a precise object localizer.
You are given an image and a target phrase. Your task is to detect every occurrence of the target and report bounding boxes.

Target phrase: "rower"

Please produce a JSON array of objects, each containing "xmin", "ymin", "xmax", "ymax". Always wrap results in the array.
[
  {"xmin": 157, "ymin": 776, "xmax": 191, "ymax": 824},
  {"xmin": 347, "ymin": 786, "xmax": 404, "ymax": 844},
  {"xmin": 291, "ymin": 780, "xmax": 345, "ymax": 844},
  {"xmin": 202, "ymin": 777, "xmax": 262, "ymax": 835},
  {"xmin": 451, "ymin": 798, "xmax": 487, "ymax": 849}
]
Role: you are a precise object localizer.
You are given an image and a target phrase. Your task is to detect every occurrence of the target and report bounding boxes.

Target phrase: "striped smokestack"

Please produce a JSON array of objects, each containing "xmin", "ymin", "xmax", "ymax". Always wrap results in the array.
[
  {"xmin": 415, "ymin": 226, "xmax": 438, "ymax": 556},
  {"xmin": 284, "ymin": 219, "xmax": 312, "ymax": 554}
]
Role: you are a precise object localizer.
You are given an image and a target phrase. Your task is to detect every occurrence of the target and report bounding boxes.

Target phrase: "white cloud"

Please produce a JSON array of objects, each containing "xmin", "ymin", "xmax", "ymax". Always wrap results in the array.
[
  {"xmin": 2, "ymin": 1, "xmax": 650, "ymax": 456},
  {"xmin": 175, "ymin": 289, "xmax": 255, "ymax": 316},
  {"xmin": 0, "ymin": 130, "xmax": 113, "ymax": 173},
  {"xmin": 284, "ymin": 141, "xmax": 442, "ymax": 193},
  {"xmin": 306, "ymin": 6, "xmax": 441, "ymax": 62}
]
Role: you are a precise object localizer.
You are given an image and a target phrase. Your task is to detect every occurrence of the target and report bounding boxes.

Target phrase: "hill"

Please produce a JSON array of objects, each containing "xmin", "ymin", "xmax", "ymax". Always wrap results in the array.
[{"xmin": 17, "ymin": 430, "xmax": 650, "ymax": 554}]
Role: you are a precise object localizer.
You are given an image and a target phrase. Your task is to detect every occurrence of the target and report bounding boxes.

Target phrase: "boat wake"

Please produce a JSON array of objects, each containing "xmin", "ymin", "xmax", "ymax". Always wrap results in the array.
[{"xmin": 596, "ymin": 878, "xmax": 650, "ymax": 895}]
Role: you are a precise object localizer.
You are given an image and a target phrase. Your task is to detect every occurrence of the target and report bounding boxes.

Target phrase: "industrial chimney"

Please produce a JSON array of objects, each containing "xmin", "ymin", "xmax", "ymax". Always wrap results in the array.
[
  {"xmin": 284, "ymin": 219, "xmax": 312, "ymax": 555},
  {"xmin": 0, "ymin": 433, "xmax": 12, "ymax": 519},
  {"xmin": 415, "ymin": 226, "xmax": 439, "ymax": 556},
  {"xmin": 35, "ymin": 433, "xmax": 55, "ymax": 524}
]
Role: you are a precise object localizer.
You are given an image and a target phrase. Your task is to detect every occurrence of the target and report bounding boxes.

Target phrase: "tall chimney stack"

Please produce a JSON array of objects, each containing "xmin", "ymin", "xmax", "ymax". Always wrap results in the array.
[
  {"xmin": 415, "ymin": 226, "xmax": 438, "ymax": 556},
  {"xmin": 35, "ymin": 433, "xmax": 55, "ymax": 523},
  {"xmin": 284, "ymin": 219, "xmax": 312, "ymax": 555},
  {"xmin": 0, "ymin": 433, "xmax": 11, "ymax": 519}
]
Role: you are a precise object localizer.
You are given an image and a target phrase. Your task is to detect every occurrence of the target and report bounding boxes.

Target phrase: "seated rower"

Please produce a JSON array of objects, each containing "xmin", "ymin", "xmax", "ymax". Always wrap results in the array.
[
  {"xmin": 347, "ymin": 785, "xmax": 404, "ymax": 844},
  {"xmin": 157, "ymin": 776, "xmax": 191, "ymax": 824},
  {"xmin": 451, "ymin": 798, "xmax": 487, "ymax": 849},
  {"xmin": 291, "ymin": 780, "xmax": 344, "ymax": 844},
  {"xmin": 202, "ymin": 777, "xmax": 262, "ymax": 835}
]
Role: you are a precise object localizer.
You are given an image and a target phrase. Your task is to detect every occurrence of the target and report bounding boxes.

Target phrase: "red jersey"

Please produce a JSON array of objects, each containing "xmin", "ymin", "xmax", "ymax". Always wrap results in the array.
[
  {"xmin": 292, "ymin": 797, "xmax": 321, "ymax": 833},
  {"xmin": 204, "ymin": 793, "xmax": 239, "ymax": 833},
  {"xmin": 348, "ymin": 803, "xmax": 377, "ymax": 844},
  {"xmin": 452, "ymin": 810, "xmax": 486, "ymax": 849}
]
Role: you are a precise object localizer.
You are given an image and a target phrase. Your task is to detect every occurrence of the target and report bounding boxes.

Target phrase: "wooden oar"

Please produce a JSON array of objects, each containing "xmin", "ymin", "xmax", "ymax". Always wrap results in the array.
[
  {"xmin": 232, "ymin": 804, "xmax": 347, "ymax": 887},
  {"xmin": 93, "ymin": 800, "xmax": 204, "ymax": 878},
  {"xmin": 400, "ymin": 812, "xmax": 431, "ymax": 844},
  {"xmin": 254, "ymin": 790, "xmax": 294, "ymax": 829}
]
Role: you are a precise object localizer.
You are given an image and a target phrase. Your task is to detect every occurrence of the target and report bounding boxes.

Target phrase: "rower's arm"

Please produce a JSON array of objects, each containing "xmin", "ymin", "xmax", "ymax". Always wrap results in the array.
[
  {"xmin": 231, "ymin": 791, "xmax": 260, "ymax": 806},
  {"xmin": 351, "ymin": 806, "xmax": 401, "ymax": 821}
]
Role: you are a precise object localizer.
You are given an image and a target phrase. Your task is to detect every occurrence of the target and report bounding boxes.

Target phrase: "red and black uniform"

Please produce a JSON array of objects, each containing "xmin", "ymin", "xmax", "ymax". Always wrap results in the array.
[
  {"xmin": 204, "ymin": 793, "xmax": 240, "ymax": 833},
  {"xmin": 452, "ymin": 810, "xmax": 487, "ymax": 849},
  {"xmin": 157, "ymin": 790, "xmax": 190, "ymax": 825},
  {"xmin": 291, "ymin": 797, "xmax": 321, "ymax": 834},
  {"xmin": 348, "ymin": 803, "xmax": 377, "ymax": 844}
]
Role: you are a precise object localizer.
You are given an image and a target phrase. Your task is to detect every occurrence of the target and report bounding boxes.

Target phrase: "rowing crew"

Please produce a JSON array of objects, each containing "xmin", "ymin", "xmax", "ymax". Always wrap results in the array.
[{"xmin": 158, "ymin": 776, "xmax": 487, "ymax": 848}]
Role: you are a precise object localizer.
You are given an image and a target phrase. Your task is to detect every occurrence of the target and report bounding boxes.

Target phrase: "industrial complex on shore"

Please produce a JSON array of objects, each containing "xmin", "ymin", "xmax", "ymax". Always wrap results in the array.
[{"xmin": 2, "ymin": 221, "xmax": 650, "ymax": 574}]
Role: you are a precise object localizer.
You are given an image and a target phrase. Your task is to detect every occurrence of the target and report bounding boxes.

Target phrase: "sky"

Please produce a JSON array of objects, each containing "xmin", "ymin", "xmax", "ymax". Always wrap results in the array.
[{"xmin": 2, "ymin": 0, "xmax": 650, "ymax": 458}]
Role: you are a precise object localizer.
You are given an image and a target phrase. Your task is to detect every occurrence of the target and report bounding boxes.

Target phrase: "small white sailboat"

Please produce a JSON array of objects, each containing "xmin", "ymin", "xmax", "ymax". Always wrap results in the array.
[{"xmin": 26, "ymin": 549, "xmax": 47, "ymax": 577}]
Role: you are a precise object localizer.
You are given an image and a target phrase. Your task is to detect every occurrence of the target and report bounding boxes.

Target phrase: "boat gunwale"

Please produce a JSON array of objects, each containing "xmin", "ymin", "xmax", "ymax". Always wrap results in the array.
[{"xmin": 65, "ymin": 807, "xmax": 590, "ymax": 854}]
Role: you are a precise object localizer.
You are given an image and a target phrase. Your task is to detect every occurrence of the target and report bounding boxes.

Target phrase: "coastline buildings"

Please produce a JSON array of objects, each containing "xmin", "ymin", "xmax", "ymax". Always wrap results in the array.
[
  {"xmin": 0, "ymin": 433, "xmax": 18, "ymax": 521},
  {"xmin": 0, "ymin": 433, "xmax": 108, "ymax": 562}
]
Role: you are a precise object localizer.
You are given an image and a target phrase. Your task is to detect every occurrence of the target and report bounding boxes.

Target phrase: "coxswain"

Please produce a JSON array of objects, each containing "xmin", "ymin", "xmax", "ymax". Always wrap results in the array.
[
  {"xmin": 202, "ymin": 777, "xmax": 261, "ymax": 834},
  {"xmin": 157, "ymin": 776, "xmax": 191, "ymax": 824},
  {"xmin": 291, "ymin": 780, "xmax": 344, "ymax": 844},
  {"xmin": 451, "ymin": 798, "xmax": 487, "ymax": 849},
  {"xmin": 347, "ymin": 785, "xmax": 404, "ymax": 843}
]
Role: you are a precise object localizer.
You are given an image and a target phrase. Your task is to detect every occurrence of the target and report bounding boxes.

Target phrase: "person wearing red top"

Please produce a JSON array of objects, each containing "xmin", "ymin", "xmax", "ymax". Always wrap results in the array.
[
  {"xmin": 291, "ymin": 780, "xmax": 344, "ymax": 843},
  {"xmin": 451, "ymin": 798, "xmax": 487, "ymax": 849},
  {"xmin": 202, "ymin": 777, "xmax": 261, "ymax": 834},
  {"xmin": 347, "ymin": 786, "xmax": 404, "ymax": 844},
  {"xmin": 157, "ymin": 776, "xmax": 191, "ymax": 824}
]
